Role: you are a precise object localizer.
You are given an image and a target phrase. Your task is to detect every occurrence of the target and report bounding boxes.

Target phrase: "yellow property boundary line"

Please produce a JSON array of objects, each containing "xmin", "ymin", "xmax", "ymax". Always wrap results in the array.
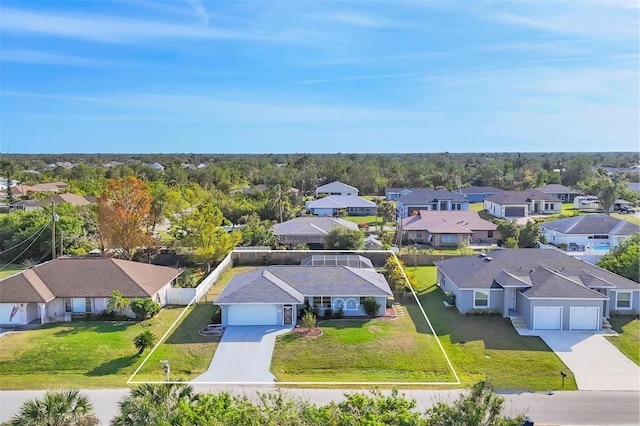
[{"xmin": 127, "ymin": 250, "xmax": 461, "ymax": 386}]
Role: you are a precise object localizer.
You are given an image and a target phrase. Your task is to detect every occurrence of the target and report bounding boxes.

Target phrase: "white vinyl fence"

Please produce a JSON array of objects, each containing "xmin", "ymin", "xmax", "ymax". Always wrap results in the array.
[{"xmin": 165, "ymin": 252, "xmax": 233, "ymax": 305}]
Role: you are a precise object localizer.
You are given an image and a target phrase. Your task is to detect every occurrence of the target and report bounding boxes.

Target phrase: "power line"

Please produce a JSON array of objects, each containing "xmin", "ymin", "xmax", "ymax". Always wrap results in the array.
[
  {"xmin": 0, "ymin": 225, "xmax": 48, "ymax": 271},
  {"xmin": 0, "ymin": 222, "xmax": 50, "ymax": 255}
]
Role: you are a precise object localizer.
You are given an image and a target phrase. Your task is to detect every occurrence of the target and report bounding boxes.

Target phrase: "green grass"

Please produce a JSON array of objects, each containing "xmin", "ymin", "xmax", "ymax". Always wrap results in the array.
[
  {"xmin": 271, "ymin": 304, "xmax": 456, "ymax": 383},
  {"xmin": 0, "ymin": 305, "xmax": 217, "ymax": 389},
  {"xmin": 606, "ymin": 316, "xmax": 639, "ymax": 365},
  {"xmin": 611, "ymin": 212, "xmax": 640, "ymax": 225},
  {"xmin": 469, "ymin": 203, "xmax": 484, "ymax": 212},
  {"xmin": 0, "ymin": 264, "xmax": 24, "ymax": 280},
  {"xmin": 132, "ymin": 304, "xmax": 220, "ymax": 382},
  {"xmin": 343, "ymin": 215, "xmax": 395, "ymax": 228},
  {"xmin": 408, "ymin": 266, "xmax": 578, "ymax": 391}
]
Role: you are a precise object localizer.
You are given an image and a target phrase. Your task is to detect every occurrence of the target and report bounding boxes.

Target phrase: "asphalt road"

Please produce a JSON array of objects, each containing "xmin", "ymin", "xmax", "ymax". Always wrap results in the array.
[{"xmin": 1, "ymin": 387, "xmax": 639, "ymax": 425}]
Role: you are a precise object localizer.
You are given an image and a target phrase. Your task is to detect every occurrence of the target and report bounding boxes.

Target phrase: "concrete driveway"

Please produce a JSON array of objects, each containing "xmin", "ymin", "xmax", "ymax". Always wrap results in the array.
[
  {"xmin": 540, "ymin": 332, "xmax": 640, "ymax": 391},
  {"xmin": 192, "ymin": 326, "xmax": 291, "ymax": 383}
]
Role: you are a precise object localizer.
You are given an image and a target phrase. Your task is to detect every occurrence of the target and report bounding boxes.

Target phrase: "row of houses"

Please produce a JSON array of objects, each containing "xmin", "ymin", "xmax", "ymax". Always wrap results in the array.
[{"xmin": 4, "ymin": 247, "xmax": 637, "ymax": 333}]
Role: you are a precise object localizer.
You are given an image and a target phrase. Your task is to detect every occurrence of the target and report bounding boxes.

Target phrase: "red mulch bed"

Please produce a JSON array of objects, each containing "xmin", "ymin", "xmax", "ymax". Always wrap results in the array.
[{"xmin": 292, "ymin": 326, "xmax": 323, "ymax": 337}]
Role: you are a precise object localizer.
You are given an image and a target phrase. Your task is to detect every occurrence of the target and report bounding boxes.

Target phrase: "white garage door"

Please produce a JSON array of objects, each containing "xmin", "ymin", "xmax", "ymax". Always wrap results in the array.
[
  {"xmin": 533, "ymin": 306, "xmax": 562, "ymax": 330},
  {"xmin": 227, "ymin": 304, "xmax": 278, "ymax": 326},
  {"xmin": 570, "ymin": 307, "xmax": 599, "ymax": 331}
]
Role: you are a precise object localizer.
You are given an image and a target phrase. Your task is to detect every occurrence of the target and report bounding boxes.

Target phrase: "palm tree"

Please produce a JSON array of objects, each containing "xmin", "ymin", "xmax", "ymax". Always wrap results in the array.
[
  {"xmin": 373, "ymin": 197, "xmax": 384, "ymax": 231},
  {"xmin": 110, "ymin": 383, "xmax": 195, "ymax": 426},
  {"xmin": 7, "ymin": 389, "xmax": 99, "ymax": 426},
  {"xmin": 107, "ymin": 289, "xmax": 130, "ymax": 314},
  {"xmin": 133, "ymin": 330, "xmax": 156, "ymax": 355}
]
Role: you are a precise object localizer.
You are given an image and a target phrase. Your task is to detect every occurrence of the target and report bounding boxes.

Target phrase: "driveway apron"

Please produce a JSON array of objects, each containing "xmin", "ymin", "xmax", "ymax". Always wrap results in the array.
[
  {"xmin": 192, "ymin": 326, "xmax": 291, "ymax": 383},
  {"xmin": 540, "ymin": 332, "xmax": 640, "ymax": 391}
]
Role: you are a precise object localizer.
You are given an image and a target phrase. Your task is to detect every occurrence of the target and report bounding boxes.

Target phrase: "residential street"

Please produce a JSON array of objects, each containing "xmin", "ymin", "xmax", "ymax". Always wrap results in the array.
[{"xmin": 1, "ymin": 387, "xmax": 639, "ymax": 425}]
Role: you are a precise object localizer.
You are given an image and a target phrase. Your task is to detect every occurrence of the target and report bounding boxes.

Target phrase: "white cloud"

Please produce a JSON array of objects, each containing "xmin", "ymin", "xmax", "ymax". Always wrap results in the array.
[
  {"xmin": 0, "ymin": 7, "xmax": 241, "ymax": 43},
  {"xmin": 0, "ymin": 49, "xmax": 120, "ymax": 66},
  {"xmin": 184, "ymin": 0, "xmax": 209, "ymax": 25}
]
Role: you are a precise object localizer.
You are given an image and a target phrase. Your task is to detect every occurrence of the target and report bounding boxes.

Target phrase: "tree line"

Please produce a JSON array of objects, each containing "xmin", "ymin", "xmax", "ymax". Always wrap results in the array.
[{"xmin": 2, "ymin": 152, "xmax": 639, "ymax": 197}]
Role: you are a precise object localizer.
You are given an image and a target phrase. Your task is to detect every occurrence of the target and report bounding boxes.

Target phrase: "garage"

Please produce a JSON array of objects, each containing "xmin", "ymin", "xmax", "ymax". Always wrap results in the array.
[
  {"xmin": 570, "ymin": 307, "xmax": 600, "ymax": 331},
  {"xmin": 504, "ymin": 206, "xmax": 526, "ymax": 217},
  {"xmin": 533, "ymin": 306, "xmax": 562, "ymax": 330},
  {"xmin": 227, "ymin": 304, "xmax": 279, "ymax": 326}
]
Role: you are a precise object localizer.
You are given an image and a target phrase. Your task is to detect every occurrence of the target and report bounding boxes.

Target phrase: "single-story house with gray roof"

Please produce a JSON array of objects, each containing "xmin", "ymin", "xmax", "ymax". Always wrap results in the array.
[
  {"xmin": 215, "ymin": 265, "xmax": 392, "ymax": 326},
  {"xmin": 484, "ymin": 189, "xmax": 562, "ymax": 218},
  {"xmin": 0, "ymin": 257, "xmax": 181, "ymax": 325},
  {"xmin": 272, "ymin": 216, "xmax": 358, "ymax": 248},
  {"xmin": 459, "ymin": 186, "xmax": 504, "ymax": 203},
  {"xmin": 305, "ymin": 195, "xmax": 376, "ymax": 217},
  {"xmin": 542, "ymin": 215, "xmax": 640, "ymax": 252},
  {"xmin": 534, "ymin": 184, "xmax": 580, "ymax": 203},
  {"xmin": 435, "ymin": 249, "xmax": 639, "ymax": 331}
]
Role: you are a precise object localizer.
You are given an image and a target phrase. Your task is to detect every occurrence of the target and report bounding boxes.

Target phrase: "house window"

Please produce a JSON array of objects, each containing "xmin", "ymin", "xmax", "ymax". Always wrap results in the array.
[
  {"xmin": 416, "ymin": 232, "xmax": 423, "ymax": 239},
  {"xmin": 473, "ymin": 291, "xmax": 489, "ymax": 308},
  {"xmin": 544, "ymin": 203, "xmax": 549, "ymax": 210},
  {"xmin": 441, "ymin": 234, "xmax": 457, "ymax": 244},
  {"xmin": 487, "ymin": 231, "xmax": 493, "ymax": 238},
  {"xmin": 85, "ymin": 298, "xmax": 92, "ymax": 313},
  {"xmin": 452, "ymin": 203, "xmax": 461, "ymax": 210},
  {"xmin": 333, "ymin": 298, "xmax": 345, "ymax": 310},
  {"xmin": 549, "ymin": 203, "xmax": 554, "ymax": 210},
  {"xmin": 64, "ymin": 298, "xmax": 72, "ymax": 313},
  {"xmin": 616, "ymin": 292, "xmax": 631, "ymax": 310},
  {"xmin": 440, "ymin": 201, "xmax": 448, "ymax": 210},
  {"xmin": 312, "ymin": 296, "xmax": 331, "ymax": 309},
  {"xmin": 588, "ymin": 235, "xmax": 608, "ymax": 240},
  {"xmin": 345, "ymin": 298, "xmax": 358, "ymax": 310}
]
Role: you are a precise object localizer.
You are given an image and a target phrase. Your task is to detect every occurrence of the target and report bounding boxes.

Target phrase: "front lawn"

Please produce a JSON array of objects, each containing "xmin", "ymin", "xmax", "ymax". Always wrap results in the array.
[
  {"xmin": 408, "ymin": 266, "xmax": 578, "ymax": 391},
  {"xmin": 0, "ymin": 304, "xmax": 217, "ymax": 389},
  {"xmin": 271, "ymin": 303, "xmax": 455, "ymax": 383},
  {"xmin": 343, "ymin": 215, "xmax": 395, "ymax": 229},
  {"xmin": 606, "ymin": 316, "xmax": 639, "ymax": 365}
]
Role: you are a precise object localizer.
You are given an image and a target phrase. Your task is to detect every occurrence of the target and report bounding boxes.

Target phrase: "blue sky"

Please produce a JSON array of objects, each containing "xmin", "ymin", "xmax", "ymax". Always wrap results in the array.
[{"xmin": 0, "ymin": 0, "xmax": 638, "ymax": 154}]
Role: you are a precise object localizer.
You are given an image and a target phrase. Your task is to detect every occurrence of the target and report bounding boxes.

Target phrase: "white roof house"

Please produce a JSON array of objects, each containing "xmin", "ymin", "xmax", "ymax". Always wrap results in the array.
[
  {"xmin": 305, "ymin": 195, "xmax": 375, "ymax": 217},
  {"xmin": 315, "ymin": 181, "xmax": 359, "ymax": 197}
]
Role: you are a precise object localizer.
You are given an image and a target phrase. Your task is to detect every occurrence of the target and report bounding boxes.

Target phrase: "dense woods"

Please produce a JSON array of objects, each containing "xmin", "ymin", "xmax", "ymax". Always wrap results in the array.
[{"xmin": 2, "ymin": 152, "xmax": 639, "ymax": 197}]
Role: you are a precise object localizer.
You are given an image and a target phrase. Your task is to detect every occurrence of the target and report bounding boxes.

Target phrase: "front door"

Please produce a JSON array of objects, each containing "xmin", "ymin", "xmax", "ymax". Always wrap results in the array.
[{"xmin": 283, "ymin": 306, "xmax": 293, "ymax": 325}]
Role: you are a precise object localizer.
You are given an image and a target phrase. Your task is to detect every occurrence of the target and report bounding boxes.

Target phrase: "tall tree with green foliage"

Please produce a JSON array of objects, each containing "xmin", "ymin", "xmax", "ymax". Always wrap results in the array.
[
  {"xmin": 379, "ymin": 201, "xmax": 396, "ymax": 224},
  {"xmin": 577, "ymin": 173, "xmax": 634, "ymax": 215},
  {"xmin": 519, "ymin": 221, "xmax": 544, "ymax": 248},
  {"xmin": 6, "ymin": 389, "xmax": 99, "ymax": 426},
  {"xmin": 494, "ymin": 219, "xmax": 521, "ymax": 244},
  {"xmin": 170, "ymin": 198, "xmax": 241, "ymax": 272},
  {"xmin": 324, "ymin": 228, "xmax": 365, "ymax": 250},
  {"xmin": 0, "ymin": 159, "xmax": 17, "ymax": 203},
  {"xmin": 598, "ymin": 233, "xmax": 639, "ymax": 283}
]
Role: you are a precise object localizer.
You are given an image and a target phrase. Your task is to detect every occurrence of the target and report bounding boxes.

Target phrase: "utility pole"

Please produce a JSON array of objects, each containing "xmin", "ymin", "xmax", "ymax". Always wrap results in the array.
[{"xmin": 51, "ymin": 200, "xmax": 59, "ymax": 260}]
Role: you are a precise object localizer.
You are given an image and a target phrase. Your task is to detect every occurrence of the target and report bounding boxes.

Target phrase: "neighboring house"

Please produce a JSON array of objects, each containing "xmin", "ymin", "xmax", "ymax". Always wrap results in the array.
[
  {"xmin": 459, "ymin": 186, "xmax": 504, "ymax": 203},
  {"xmin": 272, "ymin": 216, "xmax": 359, "ymax": 249},
  {"xmin": 0, "ymin": 181, "xmax": 69, "ymax": 200},
  {"xmin": 242, "ymin": 184, "xmax": 299, "ymax": 197},
  {"xmin": 215, "ymin": 262, "xmax": 392, "ymax": 326},
  {"xmin": 542, "ymin": 215, "xmax": 640, "ymax": 251},
  {"xmin": 385, "ymin": 187, "xmax": 417, "ymax": 201},
  {"xmin": 401, "ymin": 210, "xmax": 500, "ymax": 247},
  {"xmin": 315, "ymin": 181, "xmax": 359, "ymax": 197},
  {"xmin": 436, "ymin": 249, "xmax": 639, "ymax": 331},
  {"xmin": 534, "ymin": 184, "xmax": 580, "ymax": 203},
  {"xmin": 8, "ymin": 193, "xmax": 94, "ymax": 212},
  {"xmin": 364, "ymin": 235, "xmax": 384, "ymax": 250},
  {"xmin": 394, "ymin": 189, "xmax": 469, "ymax": 219},
  {"xmin": 484, "ymin": 189, "xmax": 562, "ymax": 218},
  {"xmin": 305, "ymin": 195, "xmax": 376, "ymax": 217},
  {"xmin": 0, "ymin": 257, "xmax": 181, "ymax": 325},
  {"xmin": 574, "ymin": 196, "xmax": 633, "ymax": 213}
]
